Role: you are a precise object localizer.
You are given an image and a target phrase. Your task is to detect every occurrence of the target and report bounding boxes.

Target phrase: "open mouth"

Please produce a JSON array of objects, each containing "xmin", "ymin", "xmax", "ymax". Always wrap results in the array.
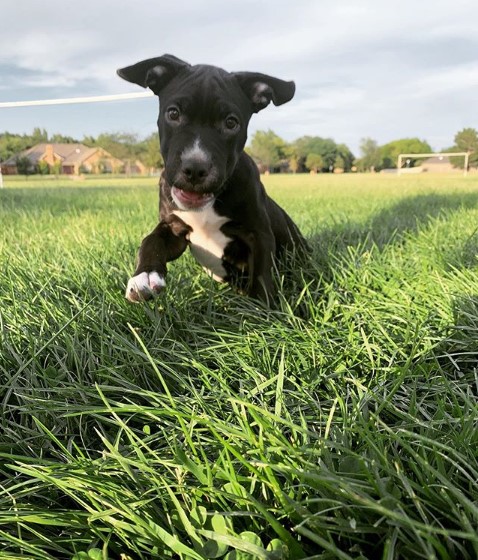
[{"xmin": 171, "ymin": 186, "xmax": 215, "ymax": 209}]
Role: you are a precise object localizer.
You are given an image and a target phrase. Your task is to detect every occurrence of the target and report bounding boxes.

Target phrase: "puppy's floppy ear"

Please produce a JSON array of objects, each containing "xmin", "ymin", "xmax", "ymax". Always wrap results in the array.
[
  {"xmin": 117, "ymin": 54, "xmax": 190, "ymax": 95},
  {"xmin": 232, "ymin": 72, "xmax": 295, "ymax": 112}
]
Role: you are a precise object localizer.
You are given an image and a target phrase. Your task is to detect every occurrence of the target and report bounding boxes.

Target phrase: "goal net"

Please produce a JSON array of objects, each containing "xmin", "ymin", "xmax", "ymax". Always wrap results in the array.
[{"xmin": 397, "ymin": 152, "xmax": 469, "ymax": 176}]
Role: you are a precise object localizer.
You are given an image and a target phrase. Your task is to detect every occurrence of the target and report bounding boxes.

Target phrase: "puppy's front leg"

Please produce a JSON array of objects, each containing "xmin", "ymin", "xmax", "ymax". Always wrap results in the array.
[
  {"xmin": 223, "ymin": 223, "xmax": 276, "ymax": 303},
  {"xmin": 126, "ymin": 218, "xmax": 189, "ymax": 302},
  {"xmin": 248, "ymin": 238, "xmax": 276, "ymax": 303}
]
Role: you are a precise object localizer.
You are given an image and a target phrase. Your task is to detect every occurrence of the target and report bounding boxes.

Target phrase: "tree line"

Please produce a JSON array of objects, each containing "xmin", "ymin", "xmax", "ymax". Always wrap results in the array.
[
  {"xmin": 1, "ymin": 126, "xmax": 476, "ymax": 174},
  {"xmin": 358, "ymin": 128, "xmax": 478, "ymax": 172},
  {"xmin": 247, "ymin": 128, "xmax": 478, "ymax": 173}
]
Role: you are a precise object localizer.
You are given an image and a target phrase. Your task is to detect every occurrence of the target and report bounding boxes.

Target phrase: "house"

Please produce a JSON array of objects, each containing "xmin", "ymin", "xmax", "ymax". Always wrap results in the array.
[
  {"xmin": 420, "ymin": 156, "xmax": 457, "ymax": 173},
  {"xmin": 1, "ymin": 143, "xmax": 124, "ymax": 175},
  {"xmin": 123, "ymin": 159, "xmax": 148, "ymax": 175}
]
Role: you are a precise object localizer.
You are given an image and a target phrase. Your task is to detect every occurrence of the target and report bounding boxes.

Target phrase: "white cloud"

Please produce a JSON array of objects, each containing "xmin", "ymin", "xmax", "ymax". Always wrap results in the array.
[{"xmin": 407, "ymin": 62, "xmax": 478, "ymax": 98}]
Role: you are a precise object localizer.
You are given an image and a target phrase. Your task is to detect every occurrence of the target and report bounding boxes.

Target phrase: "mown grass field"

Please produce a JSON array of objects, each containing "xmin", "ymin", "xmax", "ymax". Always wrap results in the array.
[{"xmin": 0, "ymin": 173, "xmax": 477, "ymax": 560}]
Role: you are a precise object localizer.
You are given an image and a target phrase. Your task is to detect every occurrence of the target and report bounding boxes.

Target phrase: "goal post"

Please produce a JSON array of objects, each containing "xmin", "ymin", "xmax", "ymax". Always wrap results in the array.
[{"xmin": 397, "ymin": 152, "xmax": 470, "ymax": 177}]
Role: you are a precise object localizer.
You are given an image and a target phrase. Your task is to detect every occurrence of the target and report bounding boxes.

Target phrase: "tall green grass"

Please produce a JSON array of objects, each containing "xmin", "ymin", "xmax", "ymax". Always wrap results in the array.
[{"xmin": 0, "ymin": 174, "xmax": 477, "ymax": 559}]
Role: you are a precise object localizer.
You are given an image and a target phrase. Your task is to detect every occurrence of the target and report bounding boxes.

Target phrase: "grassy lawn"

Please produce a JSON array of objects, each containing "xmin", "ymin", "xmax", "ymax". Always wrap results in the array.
[{"xmin": 0, "ymin": 173, "xmax": 477, "ymax": 559}]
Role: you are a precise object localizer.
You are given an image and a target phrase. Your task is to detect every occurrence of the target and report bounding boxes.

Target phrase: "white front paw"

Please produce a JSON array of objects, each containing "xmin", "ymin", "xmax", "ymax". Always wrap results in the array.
[{"xmin": 125, "ymin": 271, "xmax": 166, "ymax": 302}]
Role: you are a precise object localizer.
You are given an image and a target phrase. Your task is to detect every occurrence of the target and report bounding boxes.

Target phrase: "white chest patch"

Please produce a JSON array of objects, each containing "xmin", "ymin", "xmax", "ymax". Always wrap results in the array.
[{"xmin": 173, "ymin": 207, "xmax": 231, "ymax": 281}]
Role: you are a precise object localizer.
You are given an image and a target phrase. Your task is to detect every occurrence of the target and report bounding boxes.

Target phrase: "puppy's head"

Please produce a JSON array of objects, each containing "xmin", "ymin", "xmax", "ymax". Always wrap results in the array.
[{"xmin": 118, "ymin": 54, "xmax": 295, "ymax": 210}]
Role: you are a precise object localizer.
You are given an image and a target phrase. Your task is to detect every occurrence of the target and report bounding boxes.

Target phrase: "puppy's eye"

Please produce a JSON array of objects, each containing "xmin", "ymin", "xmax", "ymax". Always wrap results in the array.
[
  {"xmin": 167, "ymin": 107, "xmax": 180, "ymax": 121},
  {"xmin": 225, "ymin": 116, "xmax": 239, "ymax": 130}
]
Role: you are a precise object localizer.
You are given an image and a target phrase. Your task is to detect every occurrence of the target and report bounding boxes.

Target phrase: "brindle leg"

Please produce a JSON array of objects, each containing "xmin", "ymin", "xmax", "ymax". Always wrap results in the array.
[{"xmin": 221, "ymin": 223, "xmax": 276, "ymax": 303}]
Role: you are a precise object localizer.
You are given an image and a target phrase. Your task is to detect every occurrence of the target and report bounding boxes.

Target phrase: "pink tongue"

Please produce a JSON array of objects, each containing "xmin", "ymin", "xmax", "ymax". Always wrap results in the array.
[
  {"xmin": 173, "ymin": 187, "xmax": 212, "ymax": 205},
  {"xmin": 180, "ymin": 190, "xmax": 207, "ymax": 202}
]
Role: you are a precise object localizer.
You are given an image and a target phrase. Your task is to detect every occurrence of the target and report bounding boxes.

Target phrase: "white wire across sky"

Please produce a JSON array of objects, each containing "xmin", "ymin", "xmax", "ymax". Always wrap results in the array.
[{"xmin": 0, "ymin": 91, "xmax": 154, "ymax": 109}]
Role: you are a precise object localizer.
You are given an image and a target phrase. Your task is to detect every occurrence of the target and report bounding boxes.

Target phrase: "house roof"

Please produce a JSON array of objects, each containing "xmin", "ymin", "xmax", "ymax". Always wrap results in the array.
[
  {"xmin": 2, "ymin": 143, "xmax": 117, "ymax": 166},
  {"xmin": 61, "ymin": 145, "xmax": 98, "ymax": 165},
  {"xmin": 422, "ymin": 156, "xmax": 451, "ymax": 165}
]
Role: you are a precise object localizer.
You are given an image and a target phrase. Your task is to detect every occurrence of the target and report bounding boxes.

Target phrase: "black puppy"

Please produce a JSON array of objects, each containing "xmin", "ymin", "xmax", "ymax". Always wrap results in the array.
[{"xmin": 118, "ymin": 54, "xmax": 308, "ymax": 303}]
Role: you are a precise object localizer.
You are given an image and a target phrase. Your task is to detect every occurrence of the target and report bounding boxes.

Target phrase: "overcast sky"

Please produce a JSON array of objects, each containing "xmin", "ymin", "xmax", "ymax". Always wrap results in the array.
[{"xmin": 1, "ymin": 0, "xmax": 477, "ymax": 155}]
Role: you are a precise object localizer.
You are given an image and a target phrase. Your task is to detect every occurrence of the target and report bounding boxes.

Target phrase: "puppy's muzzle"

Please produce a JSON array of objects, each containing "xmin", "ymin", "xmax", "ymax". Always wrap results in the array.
[{"xmin": 180, "ymin": 157, "xmax": 212, "ymax": 187}]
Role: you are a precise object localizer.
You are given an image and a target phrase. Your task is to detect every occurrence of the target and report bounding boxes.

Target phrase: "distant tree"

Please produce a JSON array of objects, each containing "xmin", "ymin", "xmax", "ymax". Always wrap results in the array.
[
  {"xmin": 249, "ymin": 130, "xmax": 287, "ymax": 172},
  {"xmin": 0, "ymin": 132, "xmax": 32, "ymax": 161},
  {"xmin": 82, "ymin": 135, "xmax": 96, "ymax": 146},
  {"xmin": 51, "ymin": 161, "xmax": 62, "ymax": 175},
  {"xmin": 293, "ymin": 136, "xmax": 338, "ymax": 171},
  {"xmin": 454, "ymin": 128, "xmax": 478, "ymax": 168},
  {"xmin": 16, "ymin": 156, "xmax": 34, "ymax": 176},
  {"xmin": 380, "ymin": 138, "xmax": 432, "ymax": 168},
  {"xmin": 454, "ymin": 128, "xmax": 478, "ymax": 153},
  {"xmin": 444, "ymin": 128, "xmax": 478, "ymax": 168},
  {"xmin": 305, "ymin": 153, "xmax": 324, "ymax": 173},
  {"xmin": 288, "ymin": 154, "xmax": 300, "ymax": 173},
  {"xmin": 336, "ymin": 143, "xmax": 355, "ymax": 172},
  {"xmin": 37, "ymin": 160, "xmax": 50, "ymax": 175},
  {"xmin": 86, "ymin": 132, "xmax": 141, "ymax": 161},
  {"xmin": 31, "ymin": 127, "xmax": 48, "ymax": 144},
  {"xmin": 50, "ymin": 133, "xmax": 78, "ymax": 144},
  {"xmin": 284, "ymin": 144, "xmax": 300, "ymax": 173},
  {"xmin": 358, "ymin": 137, "xmax": 382, "ymax": 172},
  {"xmin": 334, "ymin": 155, "xmax": 345, "ymax": 171},
  {"xmin": 140, "ymin": 133, "xmax": 164, "ymax": 173}
]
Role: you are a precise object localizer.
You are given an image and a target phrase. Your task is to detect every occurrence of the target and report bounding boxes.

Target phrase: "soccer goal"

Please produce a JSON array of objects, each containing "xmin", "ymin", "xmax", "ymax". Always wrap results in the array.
[{"xmin": 397, "ymin": 152, "xmax": 470, "ymax": 177}]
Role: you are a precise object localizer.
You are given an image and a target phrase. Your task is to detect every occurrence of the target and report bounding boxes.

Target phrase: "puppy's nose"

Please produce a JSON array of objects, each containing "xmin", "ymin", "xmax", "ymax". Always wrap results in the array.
[{"xmin": 181, "ymin": 159, "xmax": 211, "ymax": 185}]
